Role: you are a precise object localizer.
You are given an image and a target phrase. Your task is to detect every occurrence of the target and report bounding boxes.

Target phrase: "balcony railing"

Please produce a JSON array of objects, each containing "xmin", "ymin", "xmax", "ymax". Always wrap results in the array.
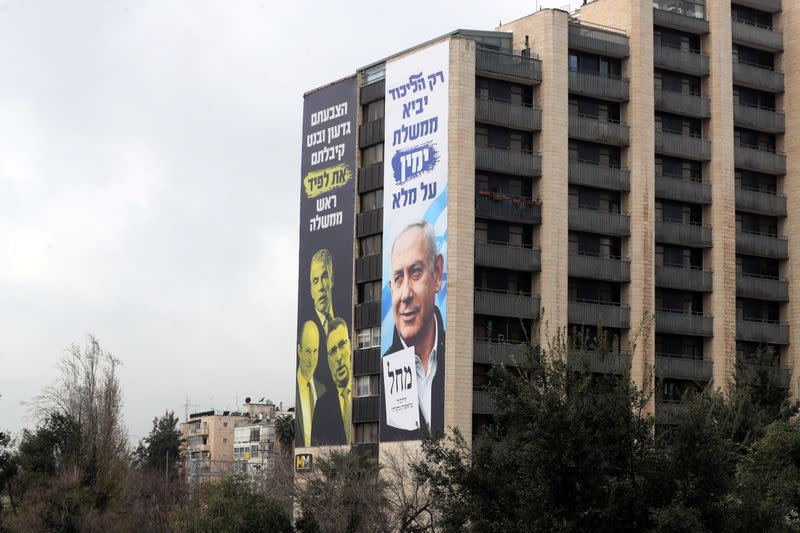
[
  {"xmin": 475, "ymin": 97, "xmax": 542, "ymax": 131},
  {"xmin": 653, "ymin": 44, "xmax": 710, "ymax": 77},
  {"xmin": 476, "ymin": 145, "xmax": 542, "ymax": 177},
  {"xmin": 654, "ymin": 88, "xmax": 710, "ymax": 118},
  {"xmin": 568, "ymin": 22, "xmax": 630, "ymax": 58},
  {"xmin": 655, "ymin": 131, "xmax": 711, "ymax": 160},
  {"xmin": 473, "ymin": 390, "xmax": 494, "ymax": 415},
  {"xmin": 567, "ymin": 350, "xmax": 629, "ymax": 374},
  {"xmin": 475, "ymin": 241, "xmax": 541, "ymax": 271},
  {"xmin": 652, "ymin": 6, "xmax": 709, "ymax": 35},
  {"xmin": 655, "ymin": 354, "xmax": 713, "ymax": 381},
  {"xmin": 653, "ymin": 0, "xmax": 706, "ymax": 20},
  {"xmin": 655, "ymin": 175, "xmax": 711, "ymax": 204},
  {"xmin": 737, "ymin": 318, "xmax": 790, "ymax": 345},
  {"xmin": 358, "ymin": 118, "xmax": 384, "ymax": 148},
  {"xmin": 655, "ymin": 220, "xmax": 713, "ymax": 248},
  {"xmin": 357, "ymin": 162, "xmax": 383, "ymax": 193},
  {"xmin": 731, "ymin": 0, "xmax": 781, "ymax": 13},
  {"xmin": 476, "ymin": 48, "xmax": 542, "ymax": 83},
  {"xmin": 656, "ymin": 309, "xmax": 714, "ymax": 337},
  {"xmin": 732, "ymin": 60, "xmax": 784, "ymax": 93},
  {"xmin": 736, "ymin": 273, "xmax": 789, "ymax": 302},
  {"xmin": 732, "ymin": 19, "xmax": 783, "ymax": 53},
  {"xmin": 568, "ymin": 207, "xmax": 630, "ymax": 236},
  {"xmin": 474, "ymin": 288, "xmax": 540, "ymax": 320},
  {"xmin": 568, "ymin": 300, "xmax": 631, "ymax": 329},
  {"xmin": 656, "ymin": 264, "xmax": 713, "ymax": 292},
  {"xmin": 568, "ymin": 254, "xmax": 631, "ymax": 282},
  {"xmin": 568, "ymin": 70, "xmax": 630, "ymax": 102},
  {"xmin": 735, "ymin": 186, "xmax": 787, "ymax": 216},
  {"xmin": 473, "ymin": 339, "xmax": 533, "ymax": 365},
  {"xmin": 734, "ymin": 103, "xmax": 785, "ymax": 134},
  {"xmin": 475, "ymin": 193, "xmax": 542, "ymax": 224},
  {"xmin": 736, "ymin": 230, "xmax": 789, "ymax": 259},
  {"xmin": 568, "ymin": 114, "xmax": 630, "ymax": 146},
  {"xmin": 568, "ymin": 160, "xmax": 630, "ymax": 191},
  {"xmin": 734, "ymin": 144, "xmax": 786, "ymax": 175}
]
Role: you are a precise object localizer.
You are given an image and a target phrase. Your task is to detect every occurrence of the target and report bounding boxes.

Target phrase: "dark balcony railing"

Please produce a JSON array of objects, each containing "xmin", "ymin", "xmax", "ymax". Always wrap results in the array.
[
  {"xmin": 567, "ymin": 350, "xmax": 629, "ymax": 374},
  {"xmin": 652, "ymin": 6, "xmax": 709, "ymax": 35},
  {"xmin": 354, "ymin": 347, "xmax": 381, "ymax": 376},
  {"xmin": 656, "ymin": 309, "xmax": 714, "ymax": 337},
  {"xmin": 655, "ymin": 175, "xmax": 711, "ymax": 204},
  {"xmin": 476, "ymin": 145, "xmax": 542, "ymax": 177},
  {"xmin": 655, "ymin": 220, "xmax": 713, "ymax": 248},
  {"xmin": 475, "ymin": 193, "xmax": 542, "ymax": 224},
  {"xmin": 357, "ymin": 162, "xmax": 384, "ymax": 193},
  {"xmin": 568, "ymin": 70, "xmax": 630, "ymax": 102},
  {"xmin": 738, "ymin": 364, "xmax": 790, "ymax": 388},
  {"xmin": 568, "ymin": 22, "xmax": 630, "ymax": 58},
  {"xmin": 568, "ymin": 254, "xmax": 631, "ymax": 282},
  {"xmin": 734, "ymin": 103, "xmax": 785, "ymax": 134},
  {"xmin": 358, "ymin": 118, "xmax": 384, "ymax": 148},
  {"xmin": 568, "ymin": 207, "xmax": 630, "ymax": 236},
  {"xmin": 355, "ymin": 254, "xmax": 381, "ymax": 283},
  {"xmin": 354, "ymin": 301, "xmax": 381, "ymax": 329},
  {"xmin": 568, "ymin": 114, "xmax": 630, "ymax": 146},
  {"xmin": 655, "ymin": 131, "xmax": 711, "ymax": 160},
  {"xmin": 568, "ymin": 300, "xmax": 631, "ymax": 329},
  {"xmin": 732, "ymin": 19, "xmax": 783, "ymax": 52},
  {"xmin": 473, "ymin": 339, "xmax": 533, "ymax": 365},
  {"xmin": 656, "ymin": 264, "xmax": 713, "ymax": 292},
  {"xmin": 360, "ymin": 79, "xmax": 385, "ymax": 105},
  {"xmin": 736, "ymin": 230, "xmax": 788, "ymax": 259},
  {"xmin": 653, "ymin": 0, "xmax": 706, "ymax": 20},
  {"xmin": 474, "ymin": 288, "xmax": 540, "ymax": 320},
  {"xmin": 568, "ymin": 160, "xmax": 630, "ymax": 191},
  {"xmin": 654, "ymin": 88, "xmax": 710, "ymax": 118},
  {"xmin": 732, "ymin": 60, "xmax": 784, "ymax": 93},
  {"xmin": 736, "ymin": 273, "xmax": 789, "ymax": 302},
  {"xmin": 653, "ymin": 44, "xmax": 710, "ymax": 77},
  {"xmin": 737, "ymin": 318, "xmax": 790, "ymax": 345},
  {"xmin": 352, "ymin": 396, "xmax": 380, "ymax": 423},
  {"xmin": 476, "ymin": 48, "xmax": 542, "ymax": 84},
  {"xmin": 731, "ymin": 0, "xmax": 781, "ymax": 13},
  {"xmin": 655, "ymin": 354, "xmax": 713, "ymax": 381},
  {"xmin": 734, "ymin": 144, "xmax": 786, "ymax": 175},
  {"xmin": 475, "ymin": 241, "xmax": 541, "ymax": 271},
  {"xmin": 735, "ymin": 186, "xmax": 787, "ymax": 216},
  {"xmin": 475, "ymin": 97, "xmax": 542, "ymax": 131},
  {"xmin": 473, "ymin": 389, "xmax": 494, "ymax": 415},
  {"xmin": 356, "ymin": 208, "xmax": 383, "ymax": 237}
]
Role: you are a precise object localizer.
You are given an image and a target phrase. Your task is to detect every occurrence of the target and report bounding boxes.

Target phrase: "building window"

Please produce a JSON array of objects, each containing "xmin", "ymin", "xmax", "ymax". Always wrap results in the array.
[
  {"xmin": 358, "ymin": 281, "xmax": 381, "ymax": 304},
  {"xmin": 355, "ymin": 375, "xmax": 380, "ymax": 397},
  {"xmin": 223, "ymin": 438, "xmax": 228, "ymax": 444},
  {"xmin": 354, "ymin": 422, "xmax": 379, "ymax": 444},
  {"xmin": 364, "ymin": 64, "xmax": 385, "ymax": 84},
  {"xmin": 360, "ymin": 190, "xmax": 383, "ymax": 211},
  {"xmin": 364, "ymin": 100, "xmax": 384, "ymax": 122},
  {"xmin": 362, "ymin": 143, "xmax": 384, "ymax": 166},
  {"xmin": 356, "ymin": 326, "xmax": 381, "ymax": 349},
  {"xmin": 359, "ymin": 234, "xmax": 382, "ymax": 256}
]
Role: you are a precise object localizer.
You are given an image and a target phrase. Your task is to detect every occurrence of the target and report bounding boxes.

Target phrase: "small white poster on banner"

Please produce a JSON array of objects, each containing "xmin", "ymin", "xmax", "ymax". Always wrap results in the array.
[{"xmin": 382, "ymin": 347, "xmax": 419, "ymax": 431}]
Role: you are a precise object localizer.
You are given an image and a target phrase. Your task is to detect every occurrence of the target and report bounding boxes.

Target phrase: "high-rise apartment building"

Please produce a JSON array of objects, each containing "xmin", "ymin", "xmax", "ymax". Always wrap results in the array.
[{"xmin": 295, "ymin": 0, "xmax": 798, "ymax": 461}]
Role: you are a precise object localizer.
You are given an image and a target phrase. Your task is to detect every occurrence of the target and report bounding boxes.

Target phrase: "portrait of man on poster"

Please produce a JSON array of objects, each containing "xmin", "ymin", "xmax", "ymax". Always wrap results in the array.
[
  {"xmin": 312, "ymin": 317, "xmax": 353, "ymax": 444},
  {"xmin": 295, "ymin": 320, "xmax": 325, "ymax": 448}
]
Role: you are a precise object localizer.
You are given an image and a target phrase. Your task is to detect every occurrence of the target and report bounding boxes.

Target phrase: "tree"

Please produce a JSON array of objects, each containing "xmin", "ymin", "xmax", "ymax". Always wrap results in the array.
[
  {"xmin": 133, "ymin": 410, "xmax": 182, "ymax": 479},
  {"xmin": 0, "ymin": 430, "xmax": 19, "ymax": 529},
  {"xmin": 275, "ymin": 415, "xmax": 294, "ymax": 457}
]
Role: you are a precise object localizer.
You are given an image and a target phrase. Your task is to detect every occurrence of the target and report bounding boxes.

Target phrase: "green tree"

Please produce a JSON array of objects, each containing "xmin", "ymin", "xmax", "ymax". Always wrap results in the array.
[
  {"xmin": 275, "ymin": 415, "xmax": 294, "ymax": 456},
  {"xmin": 133, "ymin": 410, "xmax": 182, "ymax": 478},
  {"xmin": 0, "ymin": 431, "xmax": 19, "ymax": 529}
]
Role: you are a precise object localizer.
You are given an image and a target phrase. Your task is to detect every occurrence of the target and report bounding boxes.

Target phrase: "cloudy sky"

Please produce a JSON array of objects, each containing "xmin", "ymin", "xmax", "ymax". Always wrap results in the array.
[{"xmin": 0, "ymin": 0, "xmax": 582, "ymax": 441}]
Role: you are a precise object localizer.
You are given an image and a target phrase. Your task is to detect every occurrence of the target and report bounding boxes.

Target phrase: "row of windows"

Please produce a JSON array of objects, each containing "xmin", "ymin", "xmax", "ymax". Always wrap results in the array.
[
  {"xmin": 357, "ymin": 326, "xmax": 381, "ymax": 350},
  {"xmin": 355, "ymin": 374, "xmax": 380, "ymax": 397}
]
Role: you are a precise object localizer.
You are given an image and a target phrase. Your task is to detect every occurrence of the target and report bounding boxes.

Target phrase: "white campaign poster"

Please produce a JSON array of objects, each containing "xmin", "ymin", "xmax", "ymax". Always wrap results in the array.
[
  {"xmin": 382, "ymin": 347, "xmax": 419, "ymax": 431},
  {"xmin": 380, "ymin": 40, "xmax": 449, "ymax": 438}
]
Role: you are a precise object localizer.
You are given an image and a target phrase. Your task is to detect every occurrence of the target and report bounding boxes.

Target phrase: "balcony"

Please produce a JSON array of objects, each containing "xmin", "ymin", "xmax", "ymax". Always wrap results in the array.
[
  {"xmin": 475, "ymin": 241, "xmax": 541, "ymax": 272},
  {"xmin": 733, "ymin": 104, "xmax": 785, "ymax": 134},
  {"xmin": 475, "ymin": 193, "xmax": 542, "ymax": 225},
  {"xmin": 476, "ymin": 145, "xmax": 542, "ymax": 177},
  {"xmin": 356, "ymin": 208, "xmax": 383, "ymax": 237},
  {"xmin": 735, "ymin": 186, "xmax": 787, "ymax": 216},
  {"xmin": 655, "ymin": 220, "xmax": 713, "ymax": 248},
  {"xmin": 732, "ymin": 19, "xmax": 783, "ymax": 53},
  {"xmin": 568, "ymin": 70, "xmax": 630, "ymax": 102},
  {"xmin": 655, "ymin": 354, "xmax": 713, "ymax": 381},
  {"xmin": 567, "ymin": 350, "xmax": 629, "ymax": 374},
  {"xmin": 360, "ymin": 79, "xmax": 385, "ymax": 105},
  {"xmin": 731, "ymin": 0, "xmax": 781, "ymax": 13},
  {"xmin": 568, "ymin": 114, "xmax": 630, "ymax": 146},
  {"xmin": 352, "ymin": 396, "xmax": 380, "ymax": 423},
  {"xmin": 568, "ymin": 300, "xmax": 631, "ymax": 329},
  {"xmin": 654, "ymin": 89, "xmax": 710, "ymax": 119},
  {"xmin": 354, "ymin": 301, "xmax": 381, "ymax": 329},
  {"xmin": 737, "ymin": 318, "xmax": 790, "ymax": 345},
  {"xmin": 655, "ymin": 131, "xmax": 711, "ymax": 160},
  {"xmin": 355, "ymin": 254, "xmax": 381, "ymax": 282},
  {"xmin": 474, "ymin": 288, "xmax": 540, "ymax": 320},
  {"xmin": 656, "ymin": 264, "xmax": 713, "ymax": 292},
  {"xmin": 568, "ymin": 22, "xmax": 629, "ymax": 58},
  {"xmin": 652, "ymin": 6, "xmax": 709, "ymax": 35},
  {"xmin": 655, "ymin": 309, "xmax": 714, "ymax": 337},
  {"xmin": 736, "ymin": 273, "xmax": 789, "ymax": 302},
  {"xmin": 568, "ymin": 160, "xmax": 630, "ymax": 191},
  {"xmin": 473, "ymin": 390, "xmax": 494, "ymax": 415},
  {"xmin": 568, "ymin": 254, "xmax": 631, "ymax": 283},
  {"xmin": 476, "ymin": 47, "xmax": 542, "ymax": 84},
  {"xmin": 354, "ymin": 347, "xmax": 381, "ymax": 375},
  {"xmin": 358, "ymin": 118, "xmax": 384, "ymax": 148},
  {"xmin": 568, "ymin": 207, "xmax": 630, "ymax": 237},
  {"xmin": 655, "ymin": 175, "xmax": 711, "ymax": 204},
  {"xmin": 357, "ymin": 162, "xmax": 383, "ymax": 193},
  {"xmin": 653, "ymin": 45, "xmax": 710, "ymax": 77},
  {"xmin": 734, "ymin": 144, "xmax": 786, "ymax": 175},
  {"xmin": 732, "ymin": 60, "xmax": 784, "ymax": 93},
  {"xmin": 736, "ymin": 231, "xmax": 788, "ymax": 259},
  {"xmin": 475, "ymin": 97, "xmax": 542, "ymax": 131},
  {"xmin": 473, "ymin": 339, "xmax": 533, "ymax": 365},
  {"xmin": 738, "ymin": 364, "xmax": 790, "ymax": 389}
]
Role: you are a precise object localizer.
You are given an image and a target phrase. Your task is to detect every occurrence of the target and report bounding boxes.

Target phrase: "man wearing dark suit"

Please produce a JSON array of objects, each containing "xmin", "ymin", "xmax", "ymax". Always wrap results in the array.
[
  {"xmin": 295, "ymin": 320, "xmax": 326, "ymax": 448},
  {"xmin": 308, "ymin": 249, "xmax": 337, "ymax": 401},
  {"xmin": 312, "ymin": 317, "xmax": 353, "ymax": 445},
  {"xmin": 381, "ymin": 221, "xmax": 446, "ymax": 440}
]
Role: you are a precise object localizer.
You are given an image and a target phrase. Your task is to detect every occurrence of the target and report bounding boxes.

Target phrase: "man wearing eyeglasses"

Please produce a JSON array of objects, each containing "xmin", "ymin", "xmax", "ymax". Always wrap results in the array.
[{"xmin": 312, "ymin": 317, "xmax": 353, "ymax": 445}]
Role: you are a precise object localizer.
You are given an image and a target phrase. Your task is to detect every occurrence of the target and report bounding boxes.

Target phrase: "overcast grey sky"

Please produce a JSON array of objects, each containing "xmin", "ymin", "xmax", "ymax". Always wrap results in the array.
[{"xmin": 0, "ymin": 0, "xmax": 582, "ymax": 441}]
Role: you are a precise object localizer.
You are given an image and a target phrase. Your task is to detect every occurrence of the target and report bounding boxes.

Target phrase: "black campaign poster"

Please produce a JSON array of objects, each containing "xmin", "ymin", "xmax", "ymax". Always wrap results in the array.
[{"xmin": 295, "ymin": 77, "xmax": 356, "ymax": 448}]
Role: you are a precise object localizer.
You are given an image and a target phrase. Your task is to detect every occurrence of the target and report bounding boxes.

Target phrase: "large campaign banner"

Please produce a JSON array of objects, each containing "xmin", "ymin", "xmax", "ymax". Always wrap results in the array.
[
  {"xmin": 295, "ymin": 77, "xmax": 356, "ymax": 448},
  {"xmin": 380, "ymin": 41, "xmax": 449, "ymax": 441}
]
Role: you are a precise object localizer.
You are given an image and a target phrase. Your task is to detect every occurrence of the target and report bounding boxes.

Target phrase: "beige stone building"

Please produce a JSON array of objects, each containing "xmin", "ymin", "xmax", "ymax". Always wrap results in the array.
[{"xmin": 303, "ymin": 0, "xmax": 797, "ymax": 458}]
